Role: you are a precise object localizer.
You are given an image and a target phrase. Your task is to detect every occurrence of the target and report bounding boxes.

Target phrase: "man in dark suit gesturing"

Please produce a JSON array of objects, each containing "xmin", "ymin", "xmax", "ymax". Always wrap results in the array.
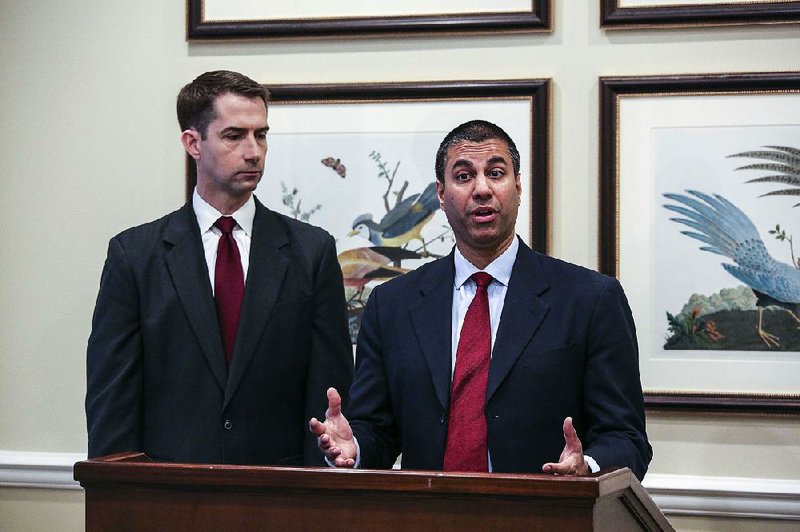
[
  {"xmin": 310, "ymin": 120, "xmax": 651, "ymax": 479},
  {"xmin": 87, "ymin": 70, "xmax": 353, "ymax": 465}
]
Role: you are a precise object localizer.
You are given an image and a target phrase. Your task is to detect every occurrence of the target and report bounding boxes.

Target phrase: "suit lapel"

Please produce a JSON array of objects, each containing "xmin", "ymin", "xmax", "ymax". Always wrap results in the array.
[
  {"xmin": 224, "ymin": 199, "xmax": 289, "ymax": 408},
  {"xmin": 486, "ymin": 242, "xmax": 550, "ymax": 402},
  {"xmin": 410, "ymin": 254, "xmax": 455, "ymax": 411},
  {"xmin": 164, "ymin": 204, "xmax": 228, "ymax": 391}
]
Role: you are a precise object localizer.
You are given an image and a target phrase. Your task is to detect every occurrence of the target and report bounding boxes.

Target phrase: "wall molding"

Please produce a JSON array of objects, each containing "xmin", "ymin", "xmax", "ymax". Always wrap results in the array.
[
  {"xmin": 643, "ymin": 473, "xmax": 800, "ymax": 521},
  {"xmin": 0, "ymin": 451, "xmax": 84, "ymax": 490},
  {"xmin": 1, "ymin": 451, "xmax": 798, "ymax": 520}
]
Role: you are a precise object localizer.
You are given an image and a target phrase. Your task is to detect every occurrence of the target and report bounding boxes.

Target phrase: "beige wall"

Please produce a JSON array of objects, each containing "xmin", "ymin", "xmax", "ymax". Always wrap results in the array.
[
  {"xmin": 0, "ymin": 488, "xmax": 84, "ymax": 531},
  {"xmin": 1, "ymin": 2, "xmax": 798, "ymax": 530}
]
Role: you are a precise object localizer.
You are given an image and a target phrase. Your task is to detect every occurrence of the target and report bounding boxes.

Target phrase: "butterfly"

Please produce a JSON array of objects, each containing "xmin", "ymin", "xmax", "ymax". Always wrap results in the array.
[{"xmin": 321, "ymin": 157, "xmax": 346, "ymax": 178}]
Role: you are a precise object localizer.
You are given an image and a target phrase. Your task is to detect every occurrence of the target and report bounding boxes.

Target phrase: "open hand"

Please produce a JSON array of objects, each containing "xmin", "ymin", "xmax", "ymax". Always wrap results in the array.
[
  {"xmin": 308, "ymin": 387, "xmax": 357, "ymax": 467},
  {"xmin": 542, "ymin": 417, "xmax": 589, "ymax": 476}
]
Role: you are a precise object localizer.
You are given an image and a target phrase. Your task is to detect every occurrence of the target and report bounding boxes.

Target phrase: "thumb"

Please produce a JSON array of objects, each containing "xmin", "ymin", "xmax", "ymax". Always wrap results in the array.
[
  {"xmin": 563, "ymin": 417, "xmax": 582, "ymax": 453},
  {"xmin": 326, "ymin": 387, "xmax": 342, "ymax": 419}
]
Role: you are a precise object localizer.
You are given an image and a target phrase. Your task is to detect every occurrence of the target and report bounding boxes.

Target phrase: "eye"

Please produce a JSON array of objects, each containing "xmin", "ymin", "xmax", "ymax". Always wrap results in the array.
[
  {"xmin": 256, "ymin": 131, "xmax": 268, "ymax": 140},
  {"xmin": 224, "ymin": 133, "xmax": 243, "ymax": 141},
  {"xmin": 454, "ymin": 171, "xmax": 471, "ymax": 182},
  {"xmin": 489, "ymin": 168, "xmax": 505, "ymax": 178}
]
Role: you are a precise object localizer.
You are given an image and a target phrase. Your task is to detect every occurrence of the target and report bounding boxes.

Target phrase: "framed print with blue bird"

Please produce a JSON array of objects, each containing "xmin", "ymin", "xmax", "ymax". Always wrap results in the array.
[
  {"xmin": 185, "ymin": 80, "xmax": 550, "ymax": 346},
  {"xmin": 600, "ymin": 72, "xmax": 800, "ymax": 413},
  {"xmin": 600, "ymin": 0, "xmax": 800, "ymax": 29}
]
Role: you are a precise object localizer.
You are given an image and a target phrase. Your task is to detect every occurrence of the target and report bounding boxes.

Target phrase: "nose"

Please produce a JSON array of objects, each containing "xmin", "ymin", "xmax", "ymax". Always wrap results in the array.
[
  {"xmin": 473, "ymin": 174, "xmax": 492, "ymax": 198},
  {"xmin": 243, "ymin": 134, "xmax": 263, "ymax": 162}
]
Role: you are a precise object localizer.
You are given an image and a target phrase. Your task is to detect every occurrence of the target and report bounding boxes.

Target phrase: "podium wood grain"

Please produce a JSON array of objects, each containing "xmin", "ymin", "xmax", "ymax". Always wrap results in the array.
[{"xmin": 74, "ymin": 453, "xmax": 672, "ymax": 531}]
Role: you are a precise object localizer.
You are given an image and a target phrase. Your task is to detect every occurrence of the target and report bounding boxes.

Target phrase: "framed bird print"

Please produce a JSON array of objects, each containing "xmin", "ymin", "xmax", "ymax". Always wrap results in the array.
[
  {"xmin": 186, "ymin": 80, "xmax": 550, "ymax": 344},
  {"xmin": 600, "ymin": 0, "xmax": 800, "ymax": 28},
  {"xmin": 186, "ymin": 0, "xmax": 551, "ymax": 40},
  {"xmin": 599, "ymin": 72, "xmax": 800, "ymax": 413}
]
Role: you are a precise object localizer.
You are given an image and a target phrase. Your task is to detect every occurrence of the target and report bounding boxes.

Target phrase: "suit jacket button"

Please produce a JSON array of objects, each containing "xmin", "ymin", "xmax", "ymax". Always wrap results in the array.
[
  {"xmin": 439, "ymin": 416, "xmax": 445, "ymax": 425},
  {"xmin": 224, "ymin": 419, "xmax": 233, "ymax": 430}
]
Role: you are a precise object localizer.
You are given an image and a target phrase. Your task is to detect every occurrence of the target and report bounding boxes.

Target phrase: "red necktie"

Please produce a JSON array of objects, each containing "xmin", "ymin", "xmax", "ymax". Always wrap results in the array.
[
  {"xmin": 214, "ymin": 216, "xmax": 244, "ymax": 365},
  {"xmin": 444, "ymin": 272, "xmax": 493, "ymax": 472}
]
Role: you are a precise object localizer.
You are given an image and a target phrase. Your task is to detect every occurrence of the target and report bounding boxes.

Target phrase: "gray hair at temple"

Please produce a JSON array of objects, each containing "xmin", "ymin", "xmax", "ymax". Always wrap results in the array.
[{"xmin": 434, "ymin": 120, "xmax": 521, "ymax": 183}]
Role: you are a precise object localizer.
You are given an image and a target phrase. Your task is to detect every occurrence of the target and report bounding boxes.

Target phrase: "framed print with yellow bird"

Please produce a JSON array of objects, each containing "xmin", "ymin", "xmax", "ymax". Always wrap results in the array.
[
  {"xmin": 189, "ymin": 80, "xmax": 550, "ymax": 345},
  {"xmin": 599, "ymin": 72, "xmax": 800, "ymax": 413}
]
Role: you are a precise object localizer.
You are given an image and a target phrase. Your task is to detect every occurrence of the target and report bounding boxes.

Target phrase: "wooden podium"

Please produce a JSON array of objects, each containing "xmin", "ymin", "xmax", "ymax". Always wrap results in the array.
[{"xmin": 74, "ymin": 453, "xmax": 672, "ymax": 531}]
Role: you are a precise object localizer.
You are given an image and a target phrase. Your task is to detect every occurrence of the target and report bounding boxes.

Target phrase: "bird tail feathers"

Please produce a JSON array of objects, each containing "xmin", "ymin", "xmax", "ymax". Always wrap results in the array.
[{"xmin": 663, "ymin": 190, "xmax": 761, "ymax": 260}]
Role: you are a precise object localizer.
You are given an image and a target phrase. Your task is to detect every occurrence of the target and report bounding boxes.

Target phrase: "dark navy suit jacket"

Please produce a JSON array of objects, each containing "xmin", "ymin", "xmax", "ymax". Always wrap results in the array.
[
  {"xmin": 86, "ymin": 197, "xmax": 353, "ymax": 465},
  {"xmin": 348, "ymin": 239, "xmax": 651, "ymax": 480}
]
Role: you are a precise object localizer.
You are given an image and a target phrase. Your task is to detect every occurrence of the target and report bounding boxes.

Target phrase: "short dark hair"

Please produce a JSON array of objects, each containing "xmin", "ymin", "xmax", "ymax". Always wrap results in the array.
[
  {"xmin": 176, "ymin": 70, "xmax": 269, "ymax": 138},
  {"xmin": 435, "ymin": 120, "xmax": 520, "ymax": 183}
]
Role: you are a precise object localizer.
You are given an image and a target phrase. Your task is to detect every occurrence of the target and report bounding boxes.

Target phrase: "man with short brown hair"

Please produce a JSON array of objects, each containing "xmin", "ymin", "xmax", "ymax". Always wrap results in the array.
[{"xmin": 87, "ymin": 70, "xmax": 353, "ymax": 465}]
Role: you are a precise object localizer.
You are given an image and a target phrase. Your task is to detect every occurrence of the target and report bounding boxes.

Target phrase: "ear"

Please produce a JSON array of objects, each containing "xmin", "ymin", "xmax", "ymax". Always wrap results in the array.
[
  {"xmin": 436, "ymin": 180, "xmax": 446, "ymax": 210},
  {"xmin": 515, "ymin": 173, "xmax": 522, "ymax": 203},
  {"xmin": 181, "ymin": 129, "xmax": 201, "ymax": 160}
]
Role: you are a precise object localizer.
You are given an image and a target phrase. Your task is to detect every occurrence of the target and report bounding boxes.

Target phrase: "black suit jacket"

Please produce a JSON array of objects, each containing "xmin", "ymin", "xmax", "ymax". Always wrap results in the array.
[
  {"xmin": 348, "ymin": 239, "xmax": 651, "ymax": 479},
  {"xmin": 86, "ymin": 197, "xmax": 353, "ymax": 465}
]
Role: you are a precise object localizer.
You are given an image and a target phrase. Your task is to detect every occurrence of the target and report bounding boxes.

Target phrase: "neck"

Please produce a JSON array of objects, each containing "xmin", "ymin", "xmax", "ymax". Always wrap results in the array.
[
  {"xmin": 458, "ymin": 235, "xmax": 515, "ymax": 270},
  {"xmin": 196, "ymin": 186, "xmax": 251, "ymax": 215}
]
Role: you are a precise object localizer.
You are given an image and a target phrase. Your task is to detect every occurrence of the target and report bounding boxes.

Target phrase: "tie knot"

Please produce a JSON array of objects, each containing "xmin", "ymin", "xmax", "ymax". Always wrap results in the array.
[
  {"xmin": 471, "ymin": 272, "xmax": 493, "ymax": 289},
  {"xmin": 214, "ymin": 216, "xmax": 237, "ymax": 235}
]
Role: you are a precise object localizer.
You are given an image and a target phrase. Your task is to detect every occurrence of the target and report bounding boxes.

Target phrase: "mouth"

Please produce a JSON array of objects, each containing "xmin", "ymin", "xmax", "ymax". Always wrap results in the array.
[
  {"xmin": 238, "ymin": 170, "xmax": 262, "ymax": 178},
  {"xmin": 470, "ymin": 206, "xmax": 497, "ymax": 223}
]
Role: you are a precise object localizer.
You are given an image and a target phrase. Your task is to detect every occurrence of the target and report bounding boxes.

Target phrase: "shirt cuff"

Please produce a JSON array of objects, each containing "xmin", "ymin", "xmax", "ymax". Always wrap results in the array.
[{"xmin": 584, "ymin": 454, "xmax": 600, "ymax": 473}]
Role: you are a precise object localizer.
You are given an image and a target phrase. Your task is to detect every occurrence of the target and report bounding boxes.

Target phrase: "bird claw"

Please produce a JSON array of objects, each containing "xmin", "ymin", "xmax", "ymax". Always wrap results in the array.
[{"xmin": 757, "ymin": 327, "xmax": 780, "ymax": 349}]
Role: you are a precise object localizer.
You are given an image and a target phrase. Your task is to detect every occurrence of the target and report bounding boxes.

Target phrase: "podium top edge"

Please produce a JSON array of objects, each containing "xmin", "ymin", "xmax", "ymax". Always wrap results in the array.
[{"xmin": 74, "ymin": 453, "xmax": 635, "ymax": 499}]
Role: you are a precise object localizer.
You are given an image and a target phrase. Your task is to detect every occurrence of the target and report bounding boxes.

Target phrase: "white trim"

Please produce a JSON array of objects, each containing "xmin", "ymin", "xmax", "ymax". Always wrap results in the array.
[
  {"xmin": 0, "ymin": 451, "xmax": 85, "ymax": 490},
  {"xmin": 643, "ymin": 473, "xmax": 800, "ymax": 521},
  {"xmin": 1, "ymin": 451, "xmax": 799, "ymax": 520}
]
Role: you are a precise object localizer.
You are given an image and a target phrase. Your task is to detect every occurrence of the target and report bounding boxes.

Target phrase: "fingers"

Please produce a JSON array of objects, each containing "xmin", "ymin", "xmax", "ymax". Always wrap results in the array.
[
  {"xmin": 308, "ymin": 417, "xmax": 325, "ymax": 436},
  {"xmin": 542, "ymin": 461, "xmax": 580, "ymax": 475},
  {"xmin": 325, "ymin": 387, "xmax": 342, "ymax": 419},
  {"xmin": 334, "ymin": 456, "xmax": 356, "ymax": 468}
]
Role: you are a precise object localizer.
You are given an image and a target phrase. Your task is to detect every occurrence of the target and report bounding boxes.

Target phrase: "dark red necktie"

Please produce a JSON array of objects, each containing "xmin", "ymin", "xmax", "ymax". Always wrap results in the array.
[
  {"xmin": 214, "ymin": 216, "xmax": 244, "ymax": 365},
  {"xmin": 444, "ymin": 272, "xmax": 493, "ymax": 472}
]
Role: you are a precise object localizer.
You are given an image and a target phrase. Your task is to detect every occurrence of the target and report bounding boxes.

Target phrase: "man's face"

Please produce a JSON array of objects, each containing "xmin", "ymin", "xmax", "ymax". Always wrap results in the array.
[
  {"xmin": 188, "ymin": 92, "xmax": 268, "ymax": 206},
  {"xmin": 437, "ymin": 139, "xmax": 521, "ymax": 262}
]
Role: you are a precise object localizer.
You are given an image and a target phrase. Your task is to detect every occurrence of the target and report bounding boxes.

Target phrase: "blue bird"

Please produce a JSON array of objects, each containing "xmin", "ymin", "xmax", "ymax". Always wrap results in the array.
[
  {"xmin": 664, "ymin": 190, "xmax": 800, "ymax": 348},
  {"xmin": 350, "ymin": 182, "xmax": 440, "ymax": 249}
]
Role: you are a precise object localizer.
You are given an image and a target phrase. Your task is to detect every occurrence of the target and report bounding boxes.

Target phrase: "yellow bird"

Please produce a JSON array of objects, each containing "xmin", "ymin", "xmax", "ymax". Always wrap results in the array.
[{"xmin": 349, "ymin": 182, "xmax": 439, "ymax": 248}]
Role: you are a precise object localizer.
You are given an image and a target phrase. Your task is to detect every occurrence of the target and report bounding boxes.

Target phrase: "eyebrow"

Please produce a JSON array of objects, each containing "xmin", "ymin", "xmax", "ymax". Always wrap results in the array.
[
  {"xmin": 220, "ymin": 126, "xmax": 270, "ymax": 134},
  {"xmin": 487, "ymin": 156, "xmax": 510, "ymax": 166},
  {"xmin": 450, "ymin": 159, "xmax": 474, "ymax": 170},
  {"xmin": 450, "ymin": 155, "xmax": 509, "ymax": 170}
]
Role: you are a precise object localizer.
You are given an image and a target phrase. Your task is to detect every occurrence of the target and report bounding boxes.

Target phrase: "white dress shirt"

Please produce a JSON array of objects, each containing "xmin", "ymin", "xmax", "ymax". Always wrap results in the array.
[
  {"xmin": 192, "ymin": 188, "xmax": 255, "ymax": 294},
  {"xmin": 451, "ymin": 237, "xmax": 518, "ymax": 369}
]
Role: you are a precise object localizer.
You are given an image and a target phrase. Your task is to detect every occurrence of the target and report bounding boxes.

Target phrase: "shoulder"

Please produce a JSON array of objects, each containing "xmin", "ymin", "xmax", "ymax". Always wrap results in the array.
[
  {"xmin": 372, "ymin": 253, "xmax": 451, "ymax": 297},
  {"xmin": 543, "ymin": 253, "xmax": 616, "ymax": 284},
  {"xmin": 254, "ymin": 198, "xmax": 334, "ymax": 246},
  {"xmin": 269, "ymin": 209, "xmax": 333, "ymax": 243},
  {"xmin": 521, "ymin": 246, "xmax": 624, "ymax": 298},
  {"xmin": 110, "ymin": 204, "xmax": 192, "ymax": 248}
]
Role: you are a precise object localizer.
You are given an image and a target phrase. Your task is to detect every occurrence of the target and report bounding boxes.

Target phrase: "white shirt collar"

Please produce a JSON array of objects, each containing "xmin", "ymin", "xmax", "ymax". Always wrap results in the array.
[
  {"xmin": 453, "ymin": 236, "xmax": 519, "ymax": 289},
  {"xmin": 192, "ymin": 188, "xmax": 256, "ymax": 236}
]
